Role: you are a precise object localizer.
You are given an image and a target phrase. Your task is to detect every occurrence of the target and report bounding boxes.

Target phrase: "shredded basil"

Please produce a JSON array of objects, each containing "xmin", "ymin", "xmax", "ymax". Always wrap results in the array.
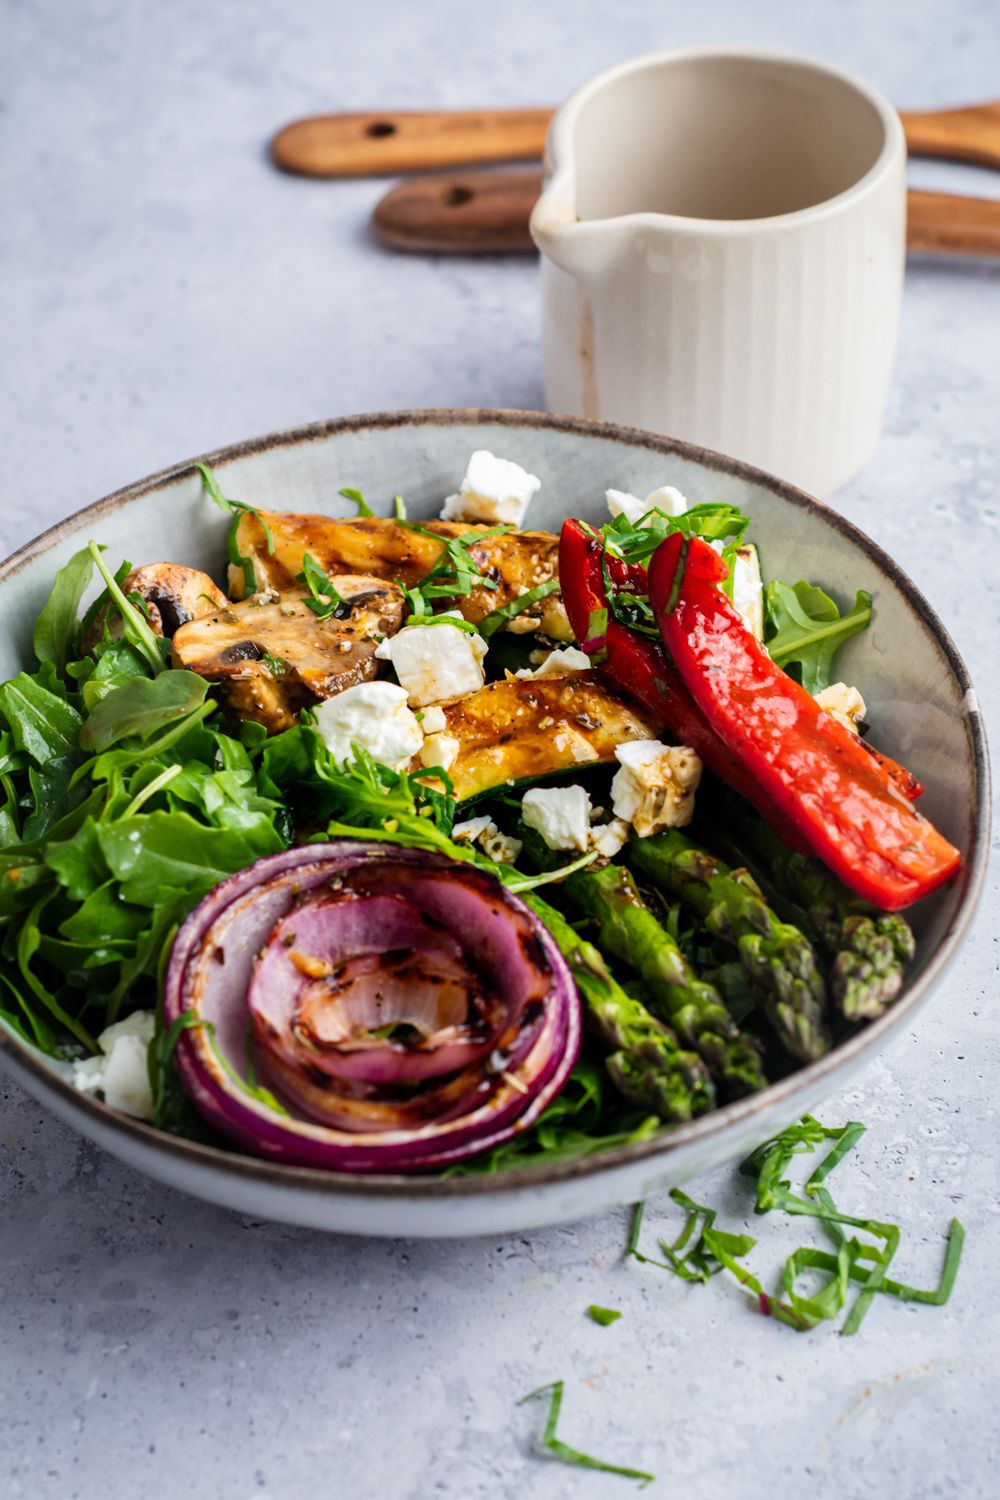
[
  {"xmin": 296, "ymin": 553, "xmax": 348, "ymax": 621},
  {"xmin": 478, "ymin": 579, "xmax": 559, "ymax": 640},
  {"xmin": 520, "ymin": 1381, "xmax": 654, "ymax": 1485},
  {"xmin": 338, "ymin": 485, "xmax": 375, "ymax": 518},
  {"xmin": 627, "ymin": 1116, "xmax": 965, "ymax": 1335},
  {"xmin": 198, "ymin": 463, "xmax": 275, "ymax": 596}
]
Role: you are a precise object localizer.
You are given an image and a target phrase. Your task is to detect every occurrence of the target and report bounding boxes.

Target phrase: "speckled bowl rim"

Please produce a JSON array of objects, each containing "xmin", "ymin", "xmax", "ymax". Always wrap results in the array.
[{"xmin": 0, "ymin": 407, "xmax": 990, "ymax": 1201}]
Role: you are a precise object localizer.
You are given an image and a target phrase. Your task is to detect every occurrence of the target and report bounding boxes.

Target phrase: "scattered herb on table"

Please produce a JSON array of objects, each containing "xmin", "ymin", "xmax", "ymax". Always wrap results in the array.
[
  {"xmin": 626, "ymin": 1115, "xmax": 964, "ymax": 1335},
  {"xmin": 519, "ymin": 1381, "xmax": 654, "ymax": 1486},
  {"xmin": 586, "ymin": 1304, "xmax": 622, "ymax": 1326}
]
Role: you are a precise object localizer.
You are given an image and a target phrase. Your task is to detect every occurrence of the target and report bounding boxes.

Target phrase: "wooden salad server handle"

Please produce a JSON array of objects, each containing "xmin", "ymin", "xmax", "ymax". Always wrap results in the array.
[
  {"xmin": 272, "ymin": 101, "xmax": 1000, "ymax": 178},
  {"xmin": 271, "ymin": 109, "xmax": 552, "ymax": 177},
  {"xmin": 373, "ymin": 171, "xmax": 1000, "ymax": 259},
  {"xmin": 899, "ymin": 101, "xmax": 1000, "ymax": 171}
]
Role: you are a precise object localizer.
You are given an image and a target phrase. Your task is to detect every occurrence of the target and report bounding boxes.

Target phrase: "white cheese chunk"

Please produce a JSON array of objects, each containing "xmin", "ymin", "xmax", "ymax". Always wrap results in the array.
[
  {"xmin": 314, "ymin": 681, "xmax": 424, "ymax": 770},
  {"xmin": 375, "ymin": 612, "xmax": 487, "ymax": 706},
  {"xmin": 814, "ymin": 682, "xmax": 867, "ymax": 734},
  {"xmin": 101, "ymin": 1035, "xmax": 155, "ymax": 1120},
  {"xmin": 418, "ymin": 731, "xmax": 461, "ymax": 772},
  {"xmin": 450, "ymin": 816, "xmax": 522, "ymax": 866},
  {"xmin": 590, "ymin": 817, "xmax": 631, "ymax": 859},
  {"xmin": 481, "ymin": 825, "xmax": 522, "ymax": 866},
  {"xmin": 643, "ymin": 485, "xmax": 689, "ymax": 517},
  {"xmin": 606, "ymin": 484, "xmax": 690, "ymax": 526},
  {"xmin": 72, "ymin": 1009, "xmax": 156, "ymax": 1120},
  {"xmin": 611, "ymin": 739, "xmax": 703, "ymax": 837},
  {"xmin": 514, "ymin": 645, "xmax": 591, "ymax": 681},
  {"xmin": 521, "ymin": 785, "xmax": 593, "ymax": 852},
  {"xmin": 451, "ymin": 815, "xmax": 493, "ymax": 843},
  {"xmin": 732, "ymin": 544, "xmax": 764, "ymax": 640},
  {"xmin": 419, "ymin": 704, "xmax": 448, "ymax": 734},
  {"xmin": 72, "ymin": 1056, "xmax": 106, "ymax": 1095},
  {"xmin": 440, "ymin": 450, "xmax": 541, "ymax": 528}
]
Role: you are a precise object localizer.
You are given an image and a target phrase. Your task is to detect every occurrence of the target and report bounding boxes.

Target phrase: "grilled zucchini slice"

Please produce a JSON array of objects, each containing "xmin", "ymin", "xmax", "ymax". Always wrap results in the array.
[
  {"xmin": 433, "ymin": 672, "xmax": 656, "ymax": 803},
  {"xmin": 229, "ymin": 511, "xmax": 571, "ymax": 641}
]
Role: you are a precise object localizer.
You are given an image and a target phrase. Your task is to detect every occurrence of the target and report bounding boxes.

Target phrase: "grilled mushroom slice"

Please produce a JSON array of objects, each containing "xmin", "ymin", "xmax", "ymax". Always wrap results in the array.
[
  {"xmin": 82, "ymin": 563, "xmax": 229, "ymax": 650},
  {"xmin": 227, "ymin": 512, "xmax": 572, "ymax": 641},
  {"xmin": 171, "ymin": 576, "xmax": 405, "ymax": 733}
]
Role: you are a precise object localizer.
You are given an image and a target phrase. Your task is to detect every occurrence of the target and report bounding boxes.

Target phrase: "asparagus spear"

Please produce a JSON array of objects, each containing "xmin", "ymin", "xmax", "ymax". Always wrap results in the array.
[
  {"xmin": 715, "ymin": 804, "xmax": 916, "ymax": 1021},
  {"xmin": 520, "ymin": 831, "xmax": 765, "ymax": 1097},
  {"xmin": 629, "ymin": 830, "xmax": 830, "ymax": 1064},
  {"xmin": 524, "ymin": 893, "xmax": 715, "ymax": 1123}
]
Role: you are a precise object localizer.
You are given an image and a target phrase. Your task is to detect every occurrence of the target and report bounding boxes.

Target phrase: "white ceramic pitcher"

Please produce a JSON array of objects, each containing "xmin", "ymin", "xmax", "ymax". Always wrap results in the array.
[{"xmin": 530, "ymin": 48, "xmax": 907, "ymax": 498}]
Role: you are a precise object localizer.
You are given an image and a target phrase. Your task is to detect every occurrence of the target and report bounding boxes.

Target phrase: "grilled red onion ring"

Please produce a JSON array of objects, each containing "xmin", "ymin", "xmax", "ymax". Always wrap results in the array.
[{"xmin": 162, "ymin": 843, "xmax": 580, "ymax": 1171}]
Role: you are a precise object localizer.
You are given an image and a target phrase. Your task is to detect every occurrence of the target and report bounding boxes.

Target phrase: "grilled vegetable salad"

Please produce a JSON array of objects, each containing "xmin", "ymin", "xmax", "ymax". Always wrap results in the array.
[{"xmin": 0, "ymin": 453, "xmax": 960, "ymax": 1171}]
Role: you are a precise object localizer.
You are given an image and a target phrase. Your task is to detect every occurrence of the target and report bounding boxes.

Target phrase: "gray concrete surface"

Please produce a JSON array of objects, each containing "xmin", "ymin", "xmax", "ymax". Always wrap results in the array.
[{"xmin": 1, "ymin": 1, "xmax": 998, "ymax": 1496}]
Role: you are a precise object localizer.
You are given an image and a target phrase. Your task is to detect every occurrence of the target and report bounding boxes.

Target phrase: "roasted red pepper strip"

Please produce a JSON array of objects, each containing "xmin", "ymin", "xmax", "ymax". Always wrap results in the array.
[
  {"xmin": 564, "ymin": 519, "xmax": 921, "ymax": 802},
  {"xmin": 559, "ymin": 519, "xmax": 811, "ymax": 852},
  {"xmin": 648, "ymin": 533, "xmax": 960, "ymax": 910}
]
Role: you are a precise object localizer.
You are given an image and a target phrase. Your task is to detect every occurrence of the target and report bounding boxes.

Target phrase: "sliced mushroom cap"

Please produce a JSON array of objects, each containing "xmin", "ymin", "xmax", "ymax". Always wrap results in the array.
[
  {"xmin": 171, "ymin": 576, "xmax": 405, "ymax": 734},
  {"xmin": 81, "ymin": 563, "xmax": 229, "ymax": 651}
]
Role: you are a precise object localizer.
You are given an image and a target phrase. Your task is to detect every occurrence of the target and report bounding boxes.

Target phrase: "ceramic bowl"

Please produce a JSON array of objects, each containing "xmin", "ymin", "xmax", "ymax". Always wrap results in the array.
[{"xmin": 0, "ymin": 411, "xmax": 989, "ymax": 1237}]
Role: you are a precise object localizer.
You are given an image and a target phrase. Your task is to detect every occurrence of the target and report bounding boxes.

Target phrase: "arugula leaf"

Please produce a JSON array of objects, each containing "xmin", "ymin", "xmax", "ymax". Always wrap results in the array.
[
  {"xmin": 0, "ymin": 968, "xmax": 59, "ymax": 1052},
  {"xmin": 96, "ymin": 808, "xmax": 284, "ymax": 907},
  {"xmin": 46, "ymin": 818, "xmax": 109, "ymax": 901},
  {"xmin": 80, "ymin": 671, "xmax": 210, "ymax": 751},
  {"xmin": 33, "ymin": 546, "xmax": 97, "ymax": 675},
  {"xmin": 446, "ymin": 1059, "xmax": 660, "ymax": 1175},
  {"xmin": 80, "ymin": 640, "xmax": 150, "ymax": 711},
  {"xmin": 765, "ymin": 581, "xmax": 872, "ymax": 694},
  {"xmin": 519, "ymin": 1382, "xmax": 654, "ymax": 1486},
  {"xmin": 87, "ymin": 543, "xmax": 167, "ymax": 676},
  {"xmin": 16, "ymin": 895, "xmax": 97, "ymax": 1051},
  {"xmin": 0, "ymin": 675, "xmax": 82, "ymax": 762}
]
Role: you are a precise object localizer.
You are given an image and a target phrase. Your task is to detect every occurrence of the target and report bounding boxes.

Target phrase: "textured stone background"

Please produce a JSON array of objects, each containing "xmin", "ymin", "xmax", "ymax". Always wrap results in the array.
[{"xmin": 1, "ymin": 1, "xmax": 998, "ymax": 1496}]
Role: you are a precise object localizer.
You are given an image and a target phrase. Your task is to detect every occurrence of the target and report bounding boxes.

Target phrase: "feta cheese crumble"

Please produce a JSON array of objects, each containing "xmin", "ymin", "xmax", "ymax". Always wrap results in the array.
[
  {"xmin": 611, "ymin": 740, "xmax": 703, "ymax": 837},
  {"xmin": 375, "ymin": 612, "xmax": 487, "ymax": 706},
  {"xmin": 732, "ymin": 543, "xmax": 764, "ymax": 641},
  {"xmin": 814, "ymin": 682, "xmax": 867, "ymax": 734},
  {"xmin": 72, "ymin": 1010, "xmax": 156, "ymax": 1120},
  {"xmin": 419, "ymin": 704, "xmax": 448, "ymax": 734},
  {"xmin": 418, "ymin": 731, "xmax": 461, "ymax": 772},
  {"xmin": 521, "ymin": 785, "xmax": 593, "ymax": 852},
  {"xmin": 589, "ymin": 817, "xmax": 631, "ymax": 859},
  {"xmin": 521, "ymin": 784, "xmax": 633, "ymax": 860},
  {"xmin": 440, "ymin": 450, "xmax": 541, "ymax": 528},
  {"xmin": 606, "ymin": 484, "xmax": 689, "ymax": 526},
  {"xmin": 314, "ymin": 681, "xmax": 424, "ymax": 770},
  {"xmin": 514, "ymin": 645, "xmax": 591, "ymax": 680},
  {"xmin": 451, "ymin": 816, "xmax": 523, "ymax": 866}
]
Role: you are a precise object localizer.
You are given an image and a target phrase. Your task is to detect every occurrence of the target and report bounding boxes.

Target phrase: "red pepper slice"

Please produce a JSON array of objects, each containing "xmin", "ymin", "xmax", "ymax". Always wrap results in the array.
[
  {"xmin": 559, "ymin": 519, "xmax": 811, "ymax": 852},
  {"xmin": 648, "ymin": 533, "xmax": 960, "ymax": 910}
]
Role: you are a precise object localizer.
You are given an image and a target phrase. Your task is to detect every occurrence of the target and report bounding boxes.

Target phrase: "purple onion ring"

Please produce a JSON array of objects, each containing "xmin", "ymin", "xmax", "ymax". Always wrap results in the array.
[{"xmin": 162, "ymin": 842, "xmax": 580, "ymax": 1172}]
